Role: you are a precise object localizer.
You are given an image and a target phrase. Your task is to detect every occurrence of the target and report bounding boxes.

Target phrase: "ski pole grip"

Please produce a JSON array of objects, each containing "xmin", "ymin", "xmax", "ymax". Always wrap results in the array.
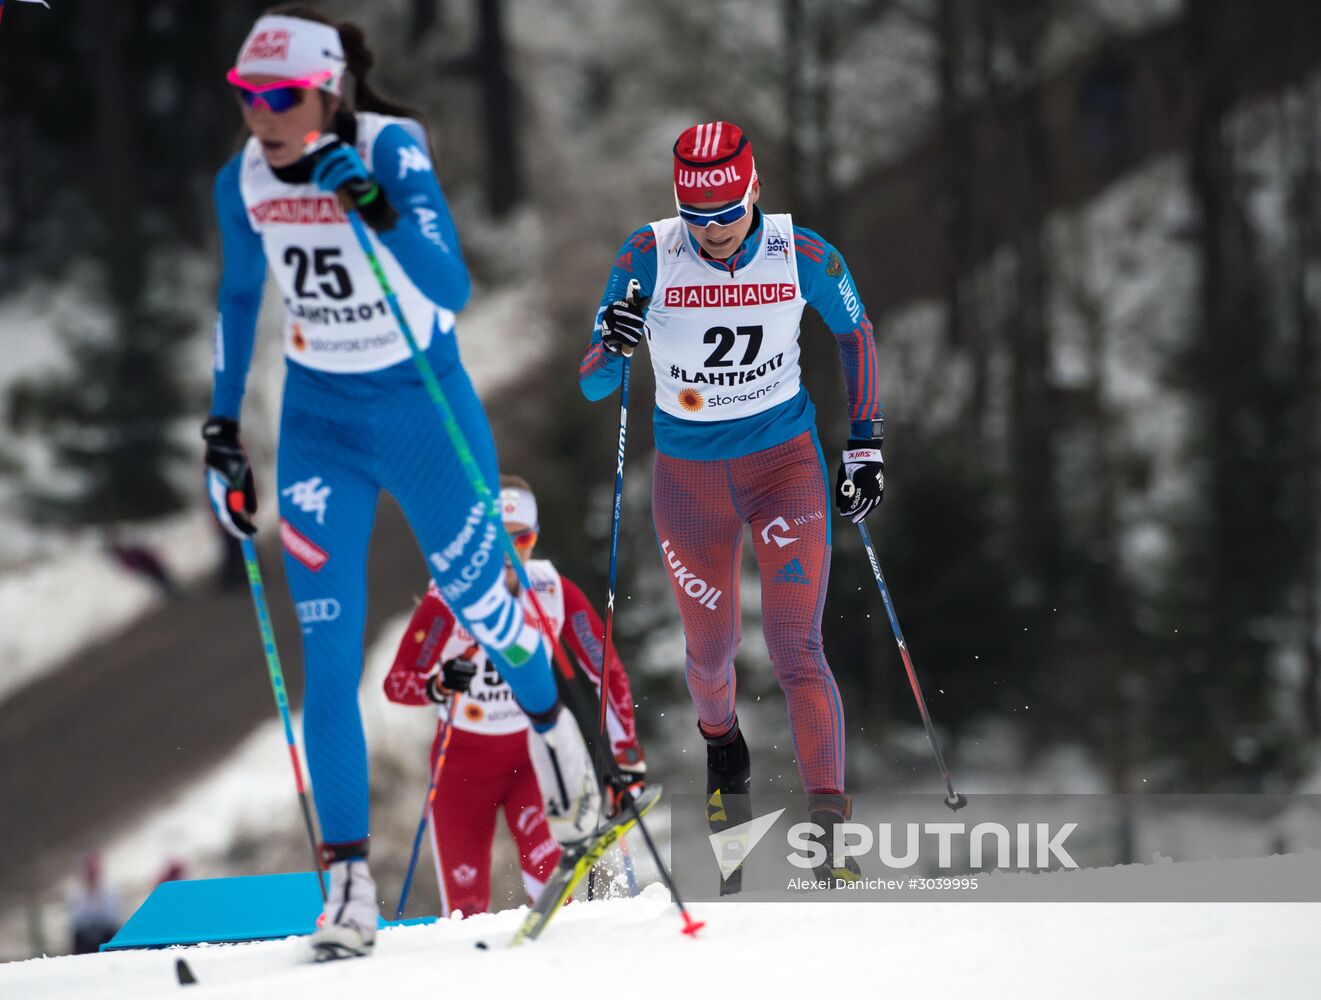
[
  {"xmin": 301, "ymin": 131, "xmax": 399, "ymax": 230},
  {"xmin": 620, "ymin": 279, "xmax": 642, "ymax": 357}
]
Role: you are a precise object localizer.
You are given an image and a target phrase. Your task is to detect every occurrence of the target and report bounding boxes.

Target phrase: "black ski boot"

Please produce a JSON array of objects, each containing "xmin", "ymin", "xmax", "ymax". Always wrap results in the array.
[
  {"xmin": 809, "ymin": 793, "xmax": 863, "ymax": 886},
  {"xmin": 705, "ymin": 722, "xmax": 752, "ymax": 896}
]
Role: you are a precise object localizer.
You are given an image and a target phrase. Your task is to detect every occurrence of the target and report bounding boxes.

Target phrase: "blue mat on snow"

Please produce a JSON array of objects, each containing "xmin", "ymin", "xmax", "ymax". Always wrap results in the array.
[{"xmin": 101, "ymin": 872, "xmax": 436, "ymax": 950}]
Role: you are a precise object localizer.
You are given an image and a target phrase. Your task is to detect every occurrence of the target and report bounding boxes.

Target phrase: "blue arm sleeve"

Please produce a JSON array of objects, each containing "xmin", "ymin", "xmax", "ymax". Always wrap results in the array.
[
  {"xmin": 211, "ymin": 154, "xmax": 267, "ymax": 420},
  {"xmin": 579, "ymin": 226, "xmax": 658, "ymax": 401},
  {"xmin": 372, "ymin": 124, "xmax": 471, "ymax": 313},
  {"xmin": 794, "ymin": 226, "xmax": 882, "ymax": 439}
]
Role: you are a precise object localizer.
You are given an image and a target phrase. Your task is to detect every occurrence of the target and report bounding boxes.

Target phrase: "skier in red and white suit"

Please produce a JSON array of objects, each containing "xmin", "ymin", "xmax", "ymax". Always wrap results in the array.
[{"xmin": 385, "ymin": 476, "xmax": 646, "ymax": 916}]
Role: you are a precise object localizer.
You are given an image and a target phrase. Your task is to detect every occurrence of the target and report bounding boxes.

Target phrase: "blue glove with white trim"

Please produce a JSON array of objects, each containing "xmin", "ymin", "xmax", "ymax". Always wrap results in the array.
[{"xmin": 202, "ymin": 417, "xmax": 257, "ymax": 538}]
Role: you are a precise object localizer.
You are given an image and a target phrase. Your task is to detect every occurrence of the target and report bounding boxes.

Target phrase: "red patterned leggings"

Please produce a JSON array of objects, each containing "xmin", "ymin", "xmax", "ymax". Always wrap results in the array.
[{"xmin": 652, "ymin": 431, "xmax": 846, "ymax": 795}]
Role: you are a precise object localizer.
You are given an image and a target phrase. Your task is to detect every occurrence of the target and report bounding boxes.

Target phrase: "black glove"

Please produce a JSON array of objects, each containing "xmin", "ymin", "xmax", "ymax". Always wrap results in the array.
[
  {"xmin": 202, "ymin": 417, "xmax": 257, "ymax": 538},
  {"xmin": 307, "ymin": 138, "xmax": 399, "ymax": 232},
  {"xmin": 835, "ymin": 437, "xmax": 884, "ymax": 523},
  {"xmin": 605, "ymin": 761, "xmax": 647, "ymax": 818},
  {"xmin": 600, "ymin": 293, "xmax": 648, "ymax": 356},
  {"xmin": 425, "ymin": 655, "xmax": 479, "ymax": 702}
]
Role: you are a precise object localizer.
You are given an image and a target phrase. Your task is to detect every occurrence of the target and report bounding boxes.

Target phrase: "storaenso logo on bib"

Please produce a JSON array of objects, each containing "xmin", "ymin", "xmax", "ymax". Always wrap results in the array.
[
  {"xmin": 703, "ymin": 381, "xmax": 782, "ymax": 410},
  {"xmin": 661, "ymin": 539, "xmax": 722, "ymax": 610},
  {"xmin": 305, "ymin": 331, "xmax": 399, "ymax": 352}
]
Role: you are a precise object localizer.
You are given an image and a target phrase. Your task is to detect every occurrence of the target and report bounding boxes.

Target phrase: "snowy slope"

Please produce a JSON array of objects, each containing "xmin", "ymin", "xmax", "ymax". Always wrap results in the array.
[
  {"xmin": 0, "ymin": 512, "xmax": 218, "ymax": 704},
  {"xmin": 2, "ymin": 869, "xmax": 1317, "ymax": 1000}
]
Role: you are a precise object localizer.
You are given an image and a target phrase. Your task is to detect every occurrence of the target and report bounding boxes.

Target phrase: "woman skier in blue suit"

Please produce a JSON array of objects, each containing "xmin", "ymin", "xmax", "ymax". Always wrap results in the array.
[{"xmin": 204, "ymin": 6, "xmax": 597, "ymax": 959}]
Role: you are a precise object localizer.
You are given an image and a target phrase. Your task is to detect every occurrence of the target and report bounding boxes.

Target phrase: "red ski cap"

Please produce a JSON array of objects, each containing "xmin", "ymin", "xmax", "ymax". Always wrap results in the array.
[{"xmin": 673, "ymin": 121, "xmax": 756, "ymax": 205}]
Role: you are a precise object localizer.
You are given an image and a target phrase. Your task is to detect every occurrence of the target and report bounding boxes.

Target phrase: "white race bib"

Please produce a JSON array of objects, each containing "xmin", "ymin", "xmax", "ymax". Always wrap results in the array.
[
  {"xmin": 645, "ymin": 214, "xmax": 806, "ymax": 421},
  {"xmin": 238, "ymin": 112, "xmax": 455, "ymax": 373}
]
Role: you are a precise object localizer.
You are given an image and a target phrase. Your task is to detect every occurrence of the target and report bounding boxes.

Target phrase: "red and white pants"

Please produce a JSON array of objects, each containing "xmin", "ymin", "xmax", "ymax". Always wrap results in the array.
[{"xmin": 429, "ymin": 726, "xmax": 562, "ymax": 917}]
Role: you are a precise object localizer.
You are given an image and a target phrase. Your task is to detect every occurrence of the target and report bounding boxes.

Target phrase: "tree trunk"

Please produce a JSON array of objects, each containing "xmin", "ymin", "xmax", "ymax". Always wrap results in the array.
[
  {"xmin": 92, "ymin": 2, "xmax": 143, "ymax": 317},
  {"xmin": 476, "ymin": 0, "xmax": 521, "ymax": 216},
  {"xmin": 936, "ymin": 0, "xmax": 986, "ymax": 455},
  {"xmin": 412, "ymin": 0, "xmax": 440, "ymax": 44},
  {"xmin": 783, "ymin": 0, "xmax": 808, "ymax": 215},
  {"xmin": 1287, "ymin": 85, "xmax": 1321, "ymax": 738}
]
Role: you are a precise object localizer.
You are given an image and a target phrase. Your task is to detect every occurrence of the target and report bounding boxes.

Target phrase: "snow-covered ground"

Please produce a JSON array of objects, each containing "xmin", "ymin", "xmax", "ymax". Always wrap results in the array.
[{"xmin": 2, "ymin": 868, "xmax": 1318, "ymax": 1000}]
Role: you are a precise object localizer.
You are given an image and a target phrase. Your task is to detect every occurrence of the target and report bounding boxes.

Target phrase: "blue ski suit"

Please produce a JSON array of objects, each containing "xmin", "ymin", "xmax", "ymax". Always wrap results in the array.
[{"xmin": 210, "ymin": 112, "xmax": 557, "ymax": 849}]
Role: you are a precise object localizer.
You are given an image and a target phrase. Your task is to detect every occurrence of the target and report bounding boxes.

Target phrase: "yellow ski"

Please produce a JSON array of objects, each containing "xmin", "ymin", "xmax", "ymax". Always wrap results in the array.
[{"xmin": 509, "ymin": 786, "xmax": 662, "ymax": 945}]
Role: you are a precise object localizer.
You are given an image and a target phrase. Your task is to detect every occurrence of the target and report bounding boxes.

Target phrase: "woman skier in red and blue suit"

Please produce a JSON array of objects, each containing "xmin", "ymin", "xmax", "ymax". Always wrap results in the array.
[{"xmin": 579, "ymin": 122, "xmax": 884, "ymax": 882}]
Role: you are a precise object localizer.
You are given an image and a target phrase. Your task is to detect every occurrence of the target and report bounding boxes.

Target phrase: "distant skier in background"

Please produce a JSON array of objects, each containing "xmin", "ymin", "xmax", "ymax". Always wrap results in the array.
[
  {"xmin": 68, "ymin": 852, "xmax": 119, "ymax": 954},
  {"xmin": 384, "ymin": 476, "xmax": 646, "ymax": 916},
  {"xmin": 106, "ymin": 536, "xmax": 180, "ymax": 600},
  {"xmin": 203, "ymin": 6, "xmax": 599, "ymax": 958},
  {"xmin": 579, "ymin": 121, "xmax": 884, "ymax": 885}
]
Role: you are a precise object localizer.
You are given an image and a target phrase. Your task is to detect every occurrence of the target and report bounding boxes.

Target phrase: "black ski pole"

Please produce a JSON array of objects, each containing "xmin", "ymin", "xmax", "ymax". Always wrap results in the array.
[
  {"xmin": 857, "ymin": 523, "xmax": 966, "ymax": 811},
  {"xmin": 525, "ymin": 586, "xmax": 703, "ymax": 936},
  {"xmin": 592, "ymin": 279, "xmax": 639, "ymax": 816}
]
